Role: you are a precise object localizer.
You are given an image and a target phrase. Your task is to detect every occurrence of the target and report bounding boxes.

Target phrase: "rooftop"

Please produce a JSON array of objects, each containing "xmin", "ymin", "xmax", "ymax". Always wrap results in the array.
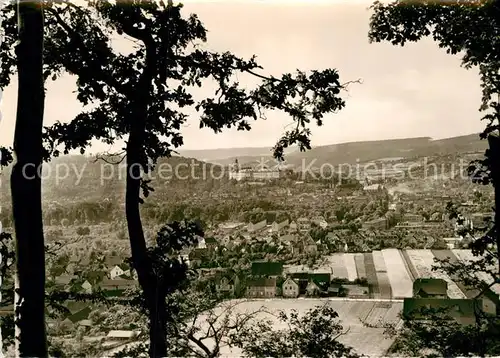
[
  {"xmin": 247, "ymin": 278, "xmax": 277, "ymax": 288},
  {"xmin": 413, "ymin": 278, "xmax": 448, "ymax": 296},
  {"xmin": 107, "ymin": 330, "xmax": 141, "ymax": 339},
  {"xmin": 251, "ymin": 261, "xmax": 283, "ymax": 276},
  {"xmin": 403, "ymin": 298, "xmax": 481, "ymax": 321}
]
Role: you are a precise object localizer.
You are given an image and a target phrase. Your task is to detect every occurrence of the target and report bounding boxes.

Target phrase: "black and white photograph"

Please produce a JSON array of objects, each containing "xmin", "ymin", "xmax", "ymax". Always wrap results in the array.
[{"xmin": 0, "ymin": 0, "xmax": 499, "ymax": 357}]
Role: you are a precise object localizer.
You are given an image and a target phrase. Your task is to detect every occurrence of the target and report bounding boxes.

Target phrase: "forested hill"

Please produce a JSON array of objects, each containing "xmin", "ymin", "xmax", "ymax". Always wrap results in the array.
[{"xmin": 0, "ymin": 155, "xmax": 224, "ymax": 205}]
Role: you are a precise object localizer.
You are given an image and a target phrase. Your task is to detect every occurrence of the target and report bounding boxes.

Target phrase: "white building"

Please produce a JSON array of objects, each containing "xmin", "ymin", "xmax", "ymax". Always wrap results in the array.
[
  {"xmin": 81, "ymin": 280, "xmax": 92, "ymax": 294},
  {"xmin": 282, "ymin": 278, "xmax": 299, "ymax": 298},
  {"xmin": 229, "ymin": 170, "xmax": 252, "ymax": 181},
  {"xmin": 197, "ymin": 237, "xmax": 207, "ymax": 249},
  {"xmin": 443, "ymin": 237, "xmax": 463, "ymax": 249},
  {"xmin": 106, "ymin": 330, "xmax": 141, "ymax": 340},
  {"xmin": 253, "ymin": 169, "xmax": 280, "ymax": 180},
  {"xmin": 110, "ymin": 265, "xmax": 125, "ymax": 279}
]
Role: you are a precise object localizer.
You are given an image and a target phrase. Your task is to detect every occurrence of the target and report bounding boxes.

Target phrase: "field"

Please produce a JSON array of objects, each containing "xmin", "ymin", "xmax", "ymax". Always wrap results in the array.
[
  {"xmin": 196, "ymin": 299, "xmax": 403, "ymax": 357},
  {"xmin": 325, "ymin": 254, "xmax": 349, "ymax": 279},
  {"xmin": 375, "ymin": 272, "xmax": 393, "ymax": 299},
  {"xmin": 344, "ymin": 253, "xmax": 358, "ymax": 281},
  {"xmin": 319, "ymin": 250, "xmax": 496, "ymax": 300},
  {"xmin": 354, "ymin": 253, "xmax": 367, "ymax": 279},
  {"xmin": 364, "ymin": 253, "xmax": 380, "ymax": 298},
  {"xmin": 401, "ymin": 250, "xmax": 418, "ymax": 280},
  {"xmin": 372, "ymin": 250, "xmax": 393, "ymax": 299},
  {"xmin": 372, "ymin": 250, "xmax": 387, "ymax": 272},
  {"xmin": 382, "ymin": 249, "xmax": 413, "ymax": 298}
]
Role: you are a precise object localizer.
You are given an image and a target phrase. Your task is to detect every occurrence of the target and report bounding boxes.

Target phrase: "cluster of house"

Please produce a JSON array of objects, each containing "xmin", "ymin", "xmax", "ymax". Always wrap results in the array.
[
  {"xmin": 362, "ymin": 199, "xmax": 452, "ymax": 231},
  {"xmin": 247, "ymin": 216, "xmax": 328, "ymax": 234},
  {"xmin": 209, "ymin": 261, "xmax": 369, "ymax": 299},
  {"xmin": 184, "ymin": 217, "xmax": 332, "ymax": 266},
  {"xmin": 54, "ymin": 254, "xmax": 138, "ymax": 295},
  {"xmin": 210, "ymin": 216, "xmax": 328, "ymax": 239},
  {"xmin": 403, "ymin": 278, "xmax": 500, "ymax": 326}
]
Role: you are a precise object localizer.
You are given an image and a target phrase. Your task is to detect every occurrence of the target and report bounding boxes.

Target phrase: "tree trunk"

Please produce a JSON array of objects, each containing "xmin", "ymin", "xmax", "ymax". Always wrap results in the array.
[
  {"xmin": 125, "ymin": 44, "xmax": 167, "ymax": 357},
  {"xmin": 11, "ymin": 1, "xmax": 47, "ymax": 356},
  {"xmin": 125, "ymin": 130, "xmax": 168, "ymax": 358}
]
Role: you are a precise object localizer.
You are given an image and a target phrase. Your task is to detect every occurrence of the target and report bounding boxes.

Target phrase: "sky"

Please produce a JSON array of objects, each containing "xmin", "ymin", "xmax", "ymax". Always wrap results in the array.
[{"xmin": 0, "ymin": 0, "xmax": 485, "ymax": 152}]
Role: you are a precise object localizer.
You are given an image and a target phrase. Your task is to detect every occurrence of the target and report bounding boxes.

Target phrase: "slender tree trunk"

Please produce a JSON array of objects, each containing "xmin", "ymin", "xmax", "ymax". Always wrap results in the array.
[
  {"xmin": 125, "ymin": 44, "xmax": 167, "ymax": 357},
  {"xmin": 11, "ymin": 1, "xmax": 47, "ymax": 356},
  {"xmin": 126, "ymin": 130, "xmax": 168, "ymax": 358}
]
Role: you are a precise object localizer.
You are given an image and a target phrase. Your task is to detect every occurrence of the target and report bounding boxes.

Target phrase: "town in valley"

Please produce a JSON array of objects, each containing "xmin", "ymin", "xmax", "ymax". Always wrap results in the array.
[{"xmin": 1, "ymin": 134, "xmax": 497, "ymax": 356}]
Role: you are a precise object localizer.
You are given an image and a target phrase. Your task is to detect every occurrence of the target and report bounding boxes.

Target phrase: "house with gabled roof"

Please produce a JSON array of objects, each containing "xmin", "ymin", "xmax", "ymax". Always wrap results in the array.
[
  {"xmin": 282, "ymin": 278, "xmax": 299, "ymax": 298},
  {"xmin": 309, "ymin": 272, "xmax": 331, "ymax": 285},
  {"xmin": 413, "ymin": 278, "xmax": 448, "ymax": 298},
  {"xmin": 306, "ymin": 280, "xmax": 323, "ymax": 296},
  {"xmin": 297, "ymin": 217, "xmax": 311, "ymax": 233},
  {"xmin": 296, "ymin": 235, "xmax": 317, "ymax": 254},
  {"xmin": 248, "ymin": 219, "xmax": 267, "ymax": 233},
  {"xmin": 462, "ymin": 284, "xmax": 500, "ymax": 316},
  {"xmin": 62, "ymin": 304, "xmax": 92, "ymax": 326},
  {"xmin": 251, "ymin": 261, "xmax": 283, "ymax": 277},
  {"xmin": 214, "ymin": 272, "xmax": 240, "ymax": 296},
  {"xmin": 246, "ymin": 278, "xmax": 277, "ymax": 298},
  {"xmin": 81, "ymin": 280, "xmax": 93, "ymax": 294},
  {"xmin": 110, "ymin": 264, "xmax": 128, "ymax": 280},
  {"xmin": 478, "ymin": 288, "xmax": 500, "ymax": 316},
  {"xmin": 288, "ymin": 272, "xmax": 331, "ymax": 296},
  {"xmin": 271, "ymin": 219, "xmax": 289, "ymax": 233},
  {"xmin": 197, "ymin": 236, "xmax": 207, "ymax": 249}
]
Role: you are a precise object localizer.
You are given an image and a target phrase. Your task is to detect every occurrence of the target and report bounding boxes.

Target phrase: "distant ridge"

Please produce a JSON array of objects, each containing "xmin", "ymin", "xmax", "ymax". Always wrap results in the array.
[{"xmin": 179, "ymin": 133, "xmax": 485, "ymax": 166}]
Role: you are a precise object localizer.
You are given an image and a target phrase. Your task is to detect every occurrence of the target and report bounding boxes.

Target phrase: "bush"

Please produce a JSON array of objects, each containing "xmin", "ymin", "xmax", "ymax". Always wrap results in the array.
[
  {"xmin": 354, "ymin": 277, "xmax": 368, "ymax": 286},
  {"xmin": 76, "ymin": 226, "xmax": 91, "ymax": 236}
]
